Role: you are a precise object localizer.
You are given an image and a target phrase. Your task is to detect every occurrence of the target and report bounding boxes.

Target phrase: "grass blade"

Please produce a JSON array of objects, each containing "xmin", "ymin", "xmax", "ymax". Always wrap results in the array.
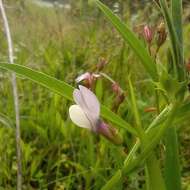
[
  {"xmin": 160, "ymin": 1, "xmax": 183, "ymax": 189},
  {"xmin": 146, "ymin": 153, "xmax": 166, "ymax": 190},
  {"xmin": 128, "ymin": 76, "xmax": 144, "ymax": 138},
  {"xmin": 159, "ymin": 0, "xmax": 185, "ymax": 80},
  {"xmin": 171, "ymin": 0, "xmax": 183, "ymax": 51},
  {"xmin": 101, "ymin": 170, "xmax": 122, "ymax": 190},
  {"xmin": 171, "ymin": 0, "xmax": 185, "ymax": 79},
  {"xmin": 164, "ymin": 127, "xmax": 181, "ymax": 190}
]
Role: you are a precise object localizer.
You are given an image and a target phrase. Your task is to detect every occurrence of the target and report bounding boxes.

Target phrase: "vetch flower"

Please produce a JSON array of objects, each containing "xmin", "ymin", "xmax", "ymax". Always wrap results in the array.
[{"xmin": 69, "ymin": 85, "xmax": 123, "ymax": 145}]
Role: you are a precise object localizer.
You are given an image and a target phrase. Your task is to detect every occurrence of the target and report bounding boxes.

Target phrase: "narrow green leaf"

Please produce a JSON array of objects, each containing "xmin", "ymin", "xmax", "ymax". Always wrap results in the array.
[
  {"xmin": 0, "ymin": 63, "xmax": 137, "ymax": 136},
  {"xmin": 159, "ymin": 0, "xmax": 185, "ymax": 80},
  {"xmin": 128, "ymin": 76, "xmax": 144, "ymax": 138},
  {"xmin": 171, "ymin": 0, "xmax": 185, "ymax": 79},
  {"xmin": 123, "ymin": 102, "xmax": 179, "ymax": 174},
  {"xmin": 122, "ymin": 102, "xmax": 190, "ymax": 173},
  {"xmin": 164, "ymin": 127, "xmax": 181, "ymax": 190},
  {"xmin": 161, "ymin": 1, "xmax": 183, "ymax": 189},
  {"xmin": 101, "ymin": 170, "xmax": 122, "ymax": 190},
  {"xmin": 146, "ymin": 153, "xmax": 166, "ymax": 190},
  {"xmin": 171, "ymin": 0, "xmax": 183, "ymax": 50},
  {"xmin": 106, "ymin": 101, "xmax": 188, "ymax": 183},
  {"xmin": 93, "ymin": 0, "xmax": 158, "ymax": 81}
]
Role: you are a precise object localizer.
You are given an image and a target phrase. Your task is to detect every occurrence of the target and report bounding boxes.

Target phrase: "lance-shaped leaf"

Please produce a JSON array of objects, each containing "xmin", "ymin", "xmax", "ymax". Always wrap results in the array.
[
  {"xmin": 0, "ymin": 63, "xmax": 137, "ymax": 136},
  {"xmin": 93, "ymin": 0, "xmax": 158, "ymax": 81}
]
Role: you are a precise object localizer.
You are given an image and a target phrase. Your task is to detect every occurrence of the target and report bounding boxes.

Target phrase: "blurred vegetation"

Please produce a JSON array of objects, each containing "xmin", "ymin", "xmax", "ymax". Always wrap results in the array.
[{"xmin": 0, "ymin": 0, "xmax": 190, "ymax": 189}]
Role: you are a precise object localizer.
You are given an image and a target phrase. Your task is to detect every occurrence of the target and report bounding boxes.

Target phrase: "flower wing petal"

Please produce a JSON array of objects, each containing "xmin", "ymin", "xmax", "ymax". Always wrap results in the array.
[
  {"xmin": 73, "ymin": 89, "xmax": 84, "ymax": 107},
  {"xmin": 79, "ymin": 85, "xmax": 100, "ymax": 119},
  {"xmin": 69, "ymin": 105, "xmax": 91, "ymax": 129}
]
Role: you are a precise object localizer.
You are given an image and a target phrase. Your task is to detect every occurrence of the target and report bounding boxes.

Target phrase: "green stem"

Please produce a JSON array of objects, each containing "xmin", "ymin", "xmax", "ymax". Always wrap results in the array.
[
  {"xmin": 128, "ymin": 76, "xmax": 145, "ymax": 140},
  {"xmin": 155, "ymin": 89, "xmax": 160, "ymax": 114}
]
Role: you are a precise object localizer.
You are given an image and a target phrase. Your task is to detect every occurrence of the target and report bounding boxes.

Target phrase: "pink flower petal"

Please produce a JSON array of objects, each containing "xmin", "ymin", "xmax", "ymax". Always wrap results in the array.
[
  {"xmin": 79, "ymin": 85, "xmax": 100, "ymax": 119},
  {"xmin": 72, "ymin": 85, "xmax": 100, "ymax": 132},
  {"xmin": 73, "ymin": 88, "xmax": 95, "ymax": 131},
  {"xmin": 75, "ymin": 72, "xmax": 91, "ymax": 83},
  {"xmin": 73, "ymin": 89, "xmax": 85, "ymax": 108}
]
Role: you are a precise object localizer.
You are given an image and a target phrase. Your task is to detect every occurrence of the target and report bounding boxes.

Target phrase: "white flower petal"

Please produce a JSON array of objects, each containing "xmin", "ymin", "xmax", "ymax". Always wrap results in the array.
[{"xmin": 69, "ymin": 105, "xmax": 91, "ymax": 129}]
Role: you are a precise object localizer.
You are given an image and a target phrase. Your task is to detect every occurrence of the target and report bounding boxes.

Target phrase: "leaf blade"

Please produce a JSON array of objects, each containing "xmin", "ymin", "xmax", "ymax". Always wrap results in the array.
[
  {"xmin": 93, "ymin": 0, "xmax": 158, "ymax": 81},
  {"xmin": 0, "ymin": 63, "xmax": 137, "ymax": 136}
]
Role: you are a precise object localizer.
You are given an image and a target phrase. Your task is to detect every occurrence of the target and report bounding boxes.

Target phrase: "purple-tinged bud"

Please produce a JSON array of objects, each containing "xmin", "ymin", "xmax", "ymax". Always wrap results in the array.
[
  {"xmin": 143, "ymin": 25, "xmax": 153, "ymax": 44},
  {"xmin": 111, "ymin": 83, "xmax": 125, "ymax": 112},
  {"xmin": 156, "ymin": 22, "xmax": 167, "ymax": 47},
  {"xmin": 96, "ymin": 120, "xmax": 123, "ymax": 145},
  {"xmin": 112, "ymin": 82, "xmax": 121, "ymax": 95}
]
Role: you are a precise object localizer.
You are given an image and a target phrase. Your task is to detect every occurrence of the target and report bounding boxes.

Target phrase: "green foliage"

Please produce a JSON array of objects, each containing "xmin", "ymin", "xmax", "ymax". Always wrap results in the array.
[{"xmin": 0, "ymin": 0, "xmax": 190, "ymax": 189}]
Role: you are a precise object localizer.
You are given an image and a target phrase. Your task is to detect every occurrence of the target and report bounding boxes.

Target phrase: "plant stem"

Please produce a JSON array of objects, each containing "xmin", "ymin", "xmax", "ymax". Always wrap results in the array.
[
  {"xmin": 0, "ymin": 1, "xmax": 22, "ymax": 189},
  {"xmin": 128, "ymin": 75, "xmax": 144, "ymax": 139}
]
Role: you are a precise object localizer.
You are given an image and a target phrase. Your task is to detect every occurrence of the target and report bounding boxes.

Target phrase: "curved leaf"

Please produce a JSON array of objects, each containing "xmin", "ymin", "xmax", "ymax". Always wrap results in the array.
[
  {"xmin": 93, "ymin": 0, "xmax": 158, "ymax": 81},
  {"xmin": 0, "ymin": 63, "xmax": 137, "ymax": 136}
]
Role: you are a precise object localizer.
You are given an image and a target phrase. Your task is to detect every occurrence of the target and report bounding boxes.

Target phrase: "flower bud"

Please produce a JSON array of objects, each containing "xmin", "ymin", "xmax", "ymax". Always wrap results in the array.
[
  {"xmin": 156, "ymin": 22, "xmax": 167, "ymax": 47},
  {"xmin": 96, "ymin": 120, "xmax": 123, "ymax": 145},
  {"xmin": 112, "ymin": 82, "xmax": 122, "ymax": 95},
  {"xmin": 143, "ymin": 25, "xmax": 153, "ymax": 44},
  {"xmin": 112, "ymin": 83, "xmax": 125, "ymax": 112}
]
